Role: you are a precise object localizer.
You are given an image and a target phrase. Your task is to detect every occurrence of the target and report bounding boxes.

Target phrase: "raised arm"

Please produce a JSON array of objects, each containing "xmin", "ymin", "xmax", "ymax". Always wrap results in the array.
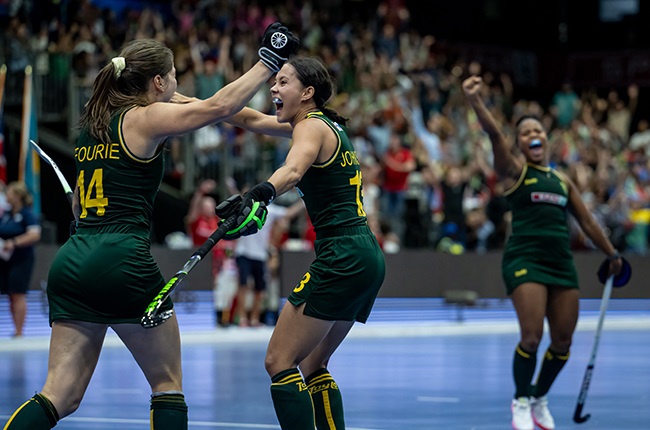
[
  {"xmin": 136, "ymin": 23, "xmax": 300, "ymax": 151},
  {"xmin": 462, "ymin": 75, "xmax": 521, "ymax": 181}
]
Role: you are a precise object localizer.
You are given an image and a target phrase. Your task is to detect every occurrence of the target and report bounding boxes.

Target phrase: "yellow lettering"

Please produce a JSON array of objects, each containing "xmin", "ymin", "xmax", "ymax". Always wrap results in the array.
[
  {"xmin": 109, "ymin": 143, "xmax": 120, "ymax": 159},
  {"xmin": 297, "ymin": 382, "xmax": 308, "ymax": 392},
  {"xmin": 340, "ymin": 151, "xmax": 360, "ymax": 167},
  {"xmin": 77, "ymin": 146, "xmax": 87, "ymax": 162},
  {"xmin": 293, "ymin": 272, "xmax": 311, "ymax": 293},
  {"xmin": 514, "ymin": 268, "xmax": 528, "ymax": 277},
  {"xmin": 524, "ymin": 178, "xmax": 538, "ymax": 185},
  {"xmin": 75, "ymin": 143, "xmax": 120, "ymax": 163}
]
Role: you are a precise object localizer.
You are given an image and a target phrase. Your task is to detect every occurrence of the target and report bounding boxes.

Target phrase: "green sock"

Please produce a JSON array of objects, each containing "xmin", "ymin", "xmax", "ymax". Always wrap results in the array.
[
  {"xmin": 270, "ymin": 368, "xmax": 315, "ymax": 430},
  {"xmin": 3, "ymin": 393, "xmax": 59, "ymax": 429},
  {"xmin": 513, "ymin": 344, "xmax": 537, "ymax": 398},
  {"xmin": 150, "ymin": 392, "xmax": 188, "ymax": 430},
  {"xmin": 306, "ymin": 368, "xmax": 344, "ymax": 430},
  {"xmin": 531, "ymin": 347, "xmax": 570, "ymax": 397}
]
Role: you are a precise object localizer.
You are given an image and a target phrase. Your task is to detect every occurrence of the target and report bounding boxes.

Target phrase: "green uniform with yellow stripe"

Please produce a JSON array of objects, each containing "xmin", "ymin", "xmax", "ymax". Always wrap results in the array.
[
  {"xmin": 47, "ymin": 107, "xmax": 172, "ymax": 324},
  {"xmin": 502, "ymin": 163, "xmax": 578, "ymax": 294},
  {"xmin": 287, "ymin": 111, "xmax": 385, "ymax": 322}
]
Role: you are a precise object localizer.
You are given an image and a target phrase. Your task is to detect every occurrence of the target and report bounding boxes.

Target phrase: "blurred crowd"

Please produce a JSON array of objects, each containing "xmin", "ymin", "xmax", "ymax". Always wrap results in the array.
[{"xmin": 3, "ymin": 0, "xmax": 650, "ymax": 256}]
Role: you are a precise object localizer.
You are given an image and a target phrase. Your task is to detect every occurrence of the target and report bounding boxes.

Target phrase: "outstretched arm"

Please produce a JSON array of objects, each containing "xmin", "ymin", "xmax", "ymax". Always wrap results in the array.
[{"xmin": 226, "ymin": 107, "xmax": 293, "ymax": 137}]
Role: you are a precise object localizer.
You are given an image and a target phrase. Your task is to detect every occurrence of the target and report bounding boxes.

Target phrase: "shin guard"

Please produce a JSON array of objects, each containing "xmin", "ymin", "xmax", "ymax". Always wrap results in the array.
[
  {"xmin": 3, "ymin": 393, "xmax": 59, "ymax": 429},
  {"xmin": 270, "ymin": 368, "xmax": 315, "ymax": 430},
  {"xmin": 150, "ymin": 392, "xmax": 188, "ymax": 430},
  {"xmin": 306, "ymin": 368, "xmax": 345, "ymax": 430}
]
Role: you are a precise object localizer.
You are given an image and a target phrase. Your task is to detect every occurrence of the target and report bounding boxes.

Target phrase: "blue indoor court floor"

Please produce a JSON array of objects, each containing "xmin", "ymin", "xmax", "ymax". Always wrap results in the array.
[{"xmin": 1, "ymin": 293, "xmax": 649, "ymax": 429}]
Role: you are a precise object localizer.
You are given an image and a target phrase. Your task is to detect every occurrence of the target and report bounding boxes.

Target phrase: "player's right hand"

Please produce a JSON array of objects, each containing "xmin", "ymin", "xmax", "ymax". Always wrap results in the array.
[{"xmin": 216, "ymin": 194, "xmax": 268, "ymax": 240}]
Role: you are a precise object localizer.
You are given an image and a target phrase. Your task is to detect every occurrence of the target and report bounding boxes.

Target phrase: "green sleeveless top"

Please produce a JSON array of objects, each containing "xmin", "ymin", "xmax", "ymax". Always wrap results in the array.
[
  {"xmin": 75, "ymin": 107, "xmax": 164, "ymax": 232},
  {"xmin": 295, "ymin": 112, "xmax": 367, "ymax": 232},
  {"xmin": 504, "ymin": 163, "xmax": 570, "ymax": 239}
]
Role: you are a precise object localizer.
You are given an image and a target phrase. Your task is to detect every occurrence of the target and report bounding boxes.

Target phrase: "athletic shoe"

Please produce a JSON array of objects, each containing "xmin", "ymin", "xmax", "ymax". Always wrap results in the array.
[
  {"xmin": 530, "ymin": 395, "xmax": 555, "ymax": 430},
  {"xmin": 511, "ymin": 397, "xmax": 534, "ymax": 430}
]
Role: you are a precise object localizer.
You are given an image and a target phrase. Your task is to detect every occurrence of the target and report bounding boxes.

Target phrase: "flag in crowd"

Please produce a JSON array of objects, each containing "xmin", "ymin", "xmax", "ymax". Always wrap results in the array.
[
  {"xmin": 19, "ymin": 65, "xmax": 41, "ymax": 216},
  {"xmin": 0, "ymin": 64, "xmax": 7, "ymax": 184}
]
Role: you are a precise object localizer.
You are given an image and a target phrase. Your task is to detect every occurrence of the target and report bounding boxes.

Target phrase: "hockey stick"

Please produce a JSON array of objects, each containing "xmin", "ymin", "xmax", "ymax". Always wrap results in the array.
[
  {"xmin": 140, "ymin": 214, "xmax": 238, "ymax": 328},
  {"xmin": 573, "ymin": 274, "xmax": 614, "ymax": 423},
  {"xmin": 30, "ymin": 140, "xmax": 74, "ymax": 205}
]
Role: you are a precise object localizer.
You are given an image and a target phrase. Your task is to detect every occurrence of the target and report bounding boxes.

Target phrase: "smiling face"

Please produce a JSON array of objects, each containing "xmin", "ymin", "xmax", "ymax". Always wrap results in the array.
[
  {"xmin": 270, "ymin": 63, "xmax": 312, "ymax": 124},
  {"xmin": 516, "ymin": 117, "xmax": 548, "ymax": 165}
]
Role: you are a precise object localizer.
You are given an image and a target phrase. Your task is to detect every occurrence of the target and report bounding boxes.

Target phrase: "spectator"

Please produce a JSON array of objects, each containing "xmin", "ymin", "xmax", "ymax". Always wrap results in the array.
[
  {"xmin": 379, "ymin": 131, "xmax": 416, "ymax": 241},
  {"xmin": 0, "ymin": 181, "xmax": 41, "ymax": 338}
]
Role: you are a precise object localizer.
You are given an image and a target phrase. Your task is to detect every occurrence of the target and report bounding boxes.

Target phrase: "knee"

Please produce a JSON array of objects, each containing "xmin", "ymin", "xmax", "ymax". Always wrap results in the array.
[
  {"xmin": 264, "ymin": 352, "xmax": 278, "ymax": 377},
  {"xmin": 519, "ymin": 331, "xmax": 542, "ymax": 353},
  {"xmin": 550, "ymin": 337, "xmax": 572, "ymax": 354},
  {"xmin": 265, "ymin": 350, "xmax": 296, "ymax": 378}
]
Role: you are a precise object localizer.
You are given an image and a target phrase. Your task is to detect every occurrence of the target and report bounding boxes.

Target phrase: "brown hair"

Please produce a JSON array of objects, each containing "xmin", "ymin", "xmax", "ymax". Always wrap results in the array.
[
  {"xmin": 287, "ymin": 56, "xmax": 349, "ymax": 126},
  {"xmin": 77, "ymin": 39, "xmax": 174, "ymax": 143},
  {"xmin": 8, "ymin": 181, "xmax": 33, "ymax": 207}
]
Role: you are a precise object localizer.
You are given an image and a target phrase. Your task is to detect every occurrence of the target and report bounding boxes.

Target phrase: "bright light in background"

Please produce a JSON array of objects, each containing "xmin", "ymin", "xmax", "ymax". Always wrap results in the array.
[{"xmin": 600, "ymin": 0, "xmax": 639, "ymax": 22}]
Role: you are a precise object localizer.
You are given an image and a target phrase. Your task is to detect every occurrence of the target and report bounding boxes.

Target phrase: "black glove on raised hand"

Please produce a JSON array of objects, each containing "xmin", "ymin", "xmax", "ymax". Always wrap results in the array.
[
  {"xmin": 258, "ymin": 22, "xmax": 300, "ymax": 73},
  {"xmin": 216, "ymin": 193, "xmax": 269, "ymax": 240}
]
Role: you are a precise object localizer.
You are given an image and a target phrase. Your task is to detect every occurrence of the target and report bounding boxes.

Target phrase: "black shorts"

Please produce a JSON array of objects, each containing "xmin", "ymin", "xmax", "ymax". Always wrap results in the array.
[
  {"xmin": 235, "ymin": 256, "xmax": 267, "ymax": 291},
  {"xmin": 0, "ymin": 257, "xmax": 35, "ymax": 295}
]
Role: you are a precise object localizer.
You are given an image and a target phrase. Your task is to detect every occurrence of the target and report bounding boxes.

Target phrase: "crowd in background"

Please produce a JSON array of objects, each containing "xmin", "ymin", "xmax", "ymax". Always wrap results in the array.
[{"xmin": 2, "ymin": 0, "xmax": 650, "ymax": 257}]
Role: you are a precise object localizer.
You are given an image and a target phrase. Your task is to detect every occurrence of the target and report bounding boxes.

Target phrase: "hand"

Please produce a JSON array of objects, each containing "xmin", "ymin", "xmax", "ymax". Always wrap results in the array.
[
  {"xmin": 69, "ymin": 220, "xmax": 78, "ymax": 236},
  {"xmin": 198, "ymin": 179, "xmax": 217, "ymax": 195},
  {"xmin": 216, "ymin": 194, "xmax": 268, "ymax": 240},
  {"xmin": 462, "ymin": 75, "xmax": 483, "ymax": 96},
  {"xmin": 258, "ymin": 22, "xmax": 300, "ymax": 73}
]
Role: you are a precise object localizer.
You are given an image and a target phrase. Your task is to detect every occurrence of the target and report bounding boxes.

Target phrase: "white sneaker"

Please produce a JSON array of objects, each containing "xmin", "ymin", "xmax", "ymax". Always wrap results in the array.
[
  {"xmin": 511, "ymin": 397, "xmax": 534, "ymax": 430},
  {"xmin": 530, "ymin": 396, "xmax": 555, "ymax": 430}
]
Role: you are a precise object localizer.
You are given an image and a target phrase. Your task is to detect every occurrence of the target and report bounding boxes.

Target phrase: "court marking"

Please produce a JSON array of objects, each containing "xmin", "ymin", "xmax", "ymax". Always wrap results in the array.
[{"xmin": 416, "ymin": 396, "xmax": 460, "ymax": 403}]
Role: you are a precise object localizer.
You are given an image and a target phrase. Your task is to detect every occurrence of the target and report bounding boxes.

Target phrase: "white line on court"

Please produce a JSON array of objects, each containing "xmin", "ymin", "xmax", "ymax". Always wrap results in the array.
[
  {"xmin": 1, "ymin": 316, "xmax": 649, "ymax": 352},
  {"xmin": 416, "ymin": 396, "xmax": 460, "ymax": 403}
]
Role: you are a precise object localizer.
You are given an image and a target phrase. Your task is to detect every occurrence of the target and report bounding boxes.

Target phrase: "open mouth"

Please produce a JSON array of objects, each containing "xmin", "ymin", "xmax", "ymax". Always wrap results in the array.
[
  {"xmin": 272, "ymin": 97, "xmax": 283, "ymax": 111},
  {"xmin": 529, "ymin": 139, "xmax": 543, "ymax": 157}
]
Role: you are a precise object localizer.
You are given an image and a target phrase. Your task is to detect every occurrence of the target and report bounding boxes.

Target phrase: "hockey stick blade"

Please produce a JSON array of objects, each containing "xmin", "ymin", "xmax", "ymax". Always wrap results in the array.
[
  {"xmin": 30, "ymin": 140, "xmax": 74, "ymax": 205},
  {"xmin": 140, "ymin": 214, "xmax": 238, "ymax": 328},
  {"xmin": 573, "ymin": 364, "xmax": 593, "ymax": 423}
]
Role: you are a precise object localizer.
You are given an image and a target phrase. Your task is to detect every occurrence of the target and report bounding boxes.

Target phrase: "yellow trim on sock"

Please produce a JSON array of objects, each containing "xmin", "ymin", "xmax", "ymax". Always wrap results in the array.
[
  {"xmin": 516, "ymin": 345, "xmax": 531, "ymax": 359},
  {"xmin": 3, "ymin": 399, "xmax": 32, "ymax": 430},
  {"xmin": 546, "ymin": 348, "xmax": 570, "ymax": 361},
  {"xmin": 271, "ymin": 375, "xmax": 305, "ymax": 386},
  {"xmin": 307, "ymin": 374, "xmax": 333, "ymax": 387}
]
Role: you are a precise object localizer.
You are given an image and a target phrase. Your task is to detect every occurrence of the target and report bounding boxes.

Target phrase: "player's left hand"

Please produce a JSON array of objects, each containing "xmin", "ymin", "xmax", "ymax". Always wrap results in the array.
[{"xmin": 258, "ymin": 22, "xmax": 300, "ymax": 72}]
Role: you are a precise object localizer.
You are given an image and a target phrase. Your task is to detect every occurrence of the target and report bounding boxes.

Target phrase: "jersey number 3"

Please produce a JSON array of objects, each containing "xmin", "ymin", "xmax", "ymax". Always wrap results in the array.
[{"xmin": 78, "ymin": 168, "xmax": 108, "ymax": 218}]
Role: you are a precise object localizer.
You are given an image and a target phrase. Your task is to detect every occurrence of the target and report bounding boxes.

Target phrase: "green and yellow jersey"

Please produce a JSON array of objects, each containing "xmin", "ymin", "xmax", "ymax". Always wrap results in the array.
[
  {"xmin": 501, "ymin": 163, "xmax": 578, "ymax": 293},
  {"xmin": 75, "ymin": 107, "xmax": 164, "ymax": 232},
  {"xmin": 295, "ymin": 112, "xmax": 367, "ymax": 232}
]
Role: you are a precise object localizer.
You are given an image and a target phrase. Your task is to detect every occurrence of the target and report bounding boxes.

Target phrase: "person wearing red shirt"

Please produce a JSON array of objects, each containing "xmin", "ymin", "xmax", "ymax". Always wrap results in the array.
[{"xmin": 380, "ymin": 131, "xmax": 416, "ymax": 241}]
